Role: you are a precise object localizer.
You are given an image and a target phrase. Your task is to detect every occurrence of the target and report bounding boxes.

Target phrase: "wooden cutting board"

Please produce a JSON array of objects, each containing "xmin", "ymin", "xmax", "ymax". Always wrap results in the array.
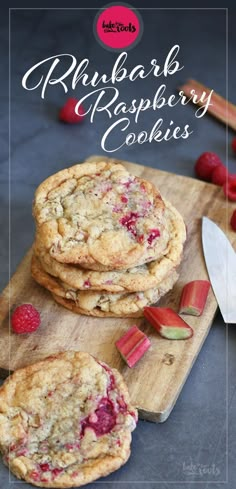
[{"xmin": 0, "ymin": 156, "xmax": 235, "ymax": 422}]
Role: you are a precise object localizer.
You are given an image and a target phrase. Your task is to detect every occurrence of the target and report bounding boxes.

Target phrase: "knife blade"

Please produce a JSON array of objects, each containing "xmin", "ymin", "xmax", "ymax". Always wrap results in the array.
[{"xmin": 202, "ymin": 216, "xmax": 236, "ymax": 324}]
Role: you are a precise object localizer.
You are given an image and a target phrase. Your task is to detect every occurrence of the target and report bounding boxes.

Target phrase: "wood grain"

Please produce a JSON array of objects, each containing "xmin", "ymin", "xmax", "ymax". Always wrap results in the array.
[{"xmin": 0, "ymin": 156, "xmax": 235, "ymax": 422}]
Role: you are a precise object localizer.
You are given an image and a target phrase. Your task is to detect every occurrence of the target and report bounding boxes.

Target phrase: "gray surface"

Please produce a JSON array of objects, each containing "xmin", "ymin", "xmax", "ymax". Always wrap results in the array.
[{"xmin": 1, "ymin": 4, "xmax": 236, "ymax": 489}]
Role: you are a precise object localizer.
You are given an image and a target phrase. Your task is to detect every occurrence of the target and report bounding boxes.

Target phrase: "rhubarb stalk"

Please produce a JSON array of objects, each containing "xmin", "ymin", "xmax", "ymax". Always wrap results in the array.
[
  {"xmin": 144, "ymin": 307, "xmax": 193, "ymax": 340},
  {"xmin": 115, "ymin": 325, "xmax": 150, "ymax": 368},
  {"xmin": 179, "ymin": 280, "xmax": 210, "ymax": 316}
]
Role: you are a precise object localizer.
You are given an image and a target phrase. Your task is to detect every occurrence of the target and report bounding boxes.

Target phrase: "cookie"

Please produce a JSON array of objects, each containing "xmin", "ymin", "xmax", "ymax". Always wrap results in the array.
[
  {"xmin": 0, "ymin": 351, "xmax": 137, "ymax": 488},
  {"xmin": 33, "ymin": 161, "xmax": 170, "ymax": 270},
  {"xmin": 51, "ymin": 275, "xmax": 177, "ymax": 316},
  {"xmin": 31, "ymin": 256, "xmax": 179, "ymax": 317},
  {"xmin": 34, "ymin": 200, "xmax": 186, "ymax": 292}
]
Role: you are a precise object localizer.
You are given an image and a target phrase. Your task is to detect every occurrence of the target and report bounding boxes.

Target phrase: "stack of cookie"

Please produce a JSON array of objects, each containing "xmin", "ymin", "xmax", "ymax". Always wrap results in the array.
[{"xmin": 31, "ymin": 158, "xmax": 186, "ymax": 317}]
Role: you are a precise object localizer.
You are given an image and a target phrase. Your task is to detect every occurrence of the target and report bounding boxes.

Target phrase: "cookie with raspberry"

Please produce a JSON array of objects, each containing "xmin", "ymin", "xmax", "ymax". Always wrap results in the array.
[
  {"xmin": 31, "ymin": 255, "xmax": 179, "ymax": 317},
  {"xmin": 33, "ymin": 161, "xmax": 170, "ymax": 270},
  {"xmin": 0, "ymin": 351, "xmax": 137, "ymax": 488},
  {"xmin": 34, "ymin": 200, "xmax": 185, "ymax": 293},
  {"xmin": 51, "ymin": 270, "xmax": 178, "ymax": 317}
]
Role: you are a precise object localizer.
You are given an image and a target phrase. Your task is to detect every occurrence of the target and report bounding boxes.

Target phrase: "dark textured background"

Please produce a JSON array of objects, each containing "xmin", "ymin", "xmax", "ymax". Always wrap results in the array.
[{"xmin": 1, "ymin": 4, "xmax": 236, "ymax": 489}]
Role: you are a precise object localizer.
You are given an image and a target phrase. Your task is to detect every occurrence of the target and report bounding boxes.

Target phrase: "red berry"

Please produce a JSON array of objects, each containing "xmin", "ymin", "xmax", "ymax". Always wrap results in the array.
[
  {"xmin": 52, "ymin": 468, "xmax": 63, "ymax": 477},
  {"xmin": 211, "ymin": 165, "xmax": 228, "ymax": 186},
  {"xmin": 30, "ymin": 471, "xmax": 41, "ymax": 482},
  {"xmin": 83, "ymin": 280, "xmax": 91, "ymax": 289},
  {"xmin": 223, "ymin": 177, "xmax": 236, "ymax": 201},
  {"xmin": 59, "ymin": 98, "xmax": 85, "ymax": 124},
  {"xmin": 40, "ymin": 463, "xmax": 50, "ymax": 472},
  {"xmin": 232, "ymin": 138, "xmax": 236, "ymax": 154},
  {"xmin": 120, "ymin": 212, "xmax": 139, "ymax": 237},
  {"xmin": 147, "ymin": 229, "xmax": 160, "ymax": 244},
  {"xmin": 195, "ymin": 152, "xmax": 223, "ymax": 181},
  {"xmin": 11, "ymin": 304, "xmax": 41, "ymax": 334},
  {"xmin": 230, "ymin": 210, "xmax": 236, "ymax": 231}
]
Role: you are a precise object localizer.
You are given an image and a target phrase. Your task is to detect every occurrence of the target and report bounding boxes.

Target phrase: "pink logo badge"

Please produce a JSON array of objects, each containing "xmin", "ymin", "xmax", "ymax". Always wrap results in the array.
[{"xmin": 94, "ymin": 3, "xmax": 143, "ymax": 51}]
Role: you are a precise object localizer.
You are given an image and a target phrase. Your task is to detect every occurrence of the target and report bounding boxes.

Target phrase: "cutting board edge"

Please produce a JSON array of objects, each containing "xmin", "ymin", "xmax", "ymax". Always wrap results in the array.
[{"xmin": 136, "ymin": 307, "xmax": 217, "ymax": 423}]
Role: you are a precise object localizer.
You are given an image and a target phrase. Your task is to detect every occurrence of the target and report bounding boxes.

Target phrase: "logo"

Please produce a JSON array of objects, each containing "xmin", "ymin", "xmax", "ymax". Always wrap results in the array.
[
  {"xmin": 94, "ymin": 3, "xmax": 143, "ymax": 51},
  {"xmin": 182, "ymin": 460, "xmax": 221, "ymax": 478}
]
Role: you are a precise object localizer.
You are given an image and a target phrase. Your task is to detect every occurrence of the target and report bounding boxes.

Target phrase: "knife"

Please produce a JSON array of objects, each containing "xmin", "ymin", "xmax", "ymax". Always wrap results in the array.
[{"xmin": 202, "ymin": 216, "xmax": 236, "ymax": 324}]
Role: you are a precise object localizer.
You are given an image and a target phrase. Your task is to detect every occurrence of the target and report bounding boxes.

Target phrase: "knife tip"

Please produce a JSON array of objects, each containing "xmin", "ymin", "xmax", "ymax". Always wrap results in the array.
[{"xmin": 202, "ymin": 216, "xmax": 211, "ymax": 227}]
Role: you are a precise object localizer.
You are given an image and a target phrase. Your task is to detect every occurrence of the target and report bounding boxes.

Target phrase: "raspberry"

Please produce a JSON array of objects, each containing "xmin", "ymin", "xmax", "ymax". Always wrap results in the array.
[
  {"xmin": 81, "ymin": 398, "xmax": 116, "ymax": 437},
  {"xmin": 147, "ymin": 228, "xmax": 160, "ymax": 244},
  {"xmin": 30, "ymin": 471, "xmax": 41, "ymax": 482},
  {"xmin": 223, "ymin": 177, "xmax": 236, "ymax": 201},
  {"xmin": 232, "ymin": 137, "xmax": 236, "ymax": 154},
  {"xmin": 195, "ymin": 152, "xmax": 223, "ymax": 181},
  {"xmin": 11, "ymin": 304, "xmax": 41, "ymax": 334},
  {"xmin": 40, "ymin": 463, "xmax": 50, "ymax": 472},
  {"xmin": 120, "ymin": 212, "xmax": 139, "ymax": 237},
  {"xmin": 137, "ymin": 234, "xmax": 144, "ymax": 243},
  {"xmin": 230, "ymin": 210, "xmax": 236, "ymax": 231},
  {"xmin": 83, "ymin": 280, "xmax": 91, "ymax": 289},
  {"xmin": 59, "ymin": 98, "xmax": 85, "ymax": 124},
  {"xmin": 52, "ymin": 468, "xmax": 63, "ymax": 477},
  {"xmin": 211, "ymin": 165, "xmax": 228, "ymax": 186}
]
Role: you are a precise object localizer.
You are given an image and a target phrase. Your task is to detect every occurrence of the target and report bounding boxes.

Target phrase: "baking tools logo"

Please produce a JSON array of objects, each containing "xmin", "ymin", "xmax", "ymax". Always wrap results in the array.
[
  {"xmin": 94, "ymin": 3, "xmax": 143, "ymax": 51},
  {"xmin": 182, "ymin": 459, "xmax": 220, "ymax": 478}
]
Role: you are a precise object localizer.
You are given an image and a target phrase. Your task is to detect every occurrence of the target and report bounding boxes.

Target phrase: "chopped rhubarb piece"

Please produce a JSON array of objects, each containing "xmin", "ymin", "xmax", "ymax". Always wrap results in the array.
[
  {"xmin": 115, "ymin": 325, "xmax": 151, "ymax": 368},
  {"xmin": 179, "ymin": 280, "xmax": 210, "ymax": 316},
  {"xmin": 144, "ymin": 307, "xmax": 193, "ymax": 340},
  {"xmin": 120, "ymin": 195, "xmax": 128, "ymax": 203}
]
